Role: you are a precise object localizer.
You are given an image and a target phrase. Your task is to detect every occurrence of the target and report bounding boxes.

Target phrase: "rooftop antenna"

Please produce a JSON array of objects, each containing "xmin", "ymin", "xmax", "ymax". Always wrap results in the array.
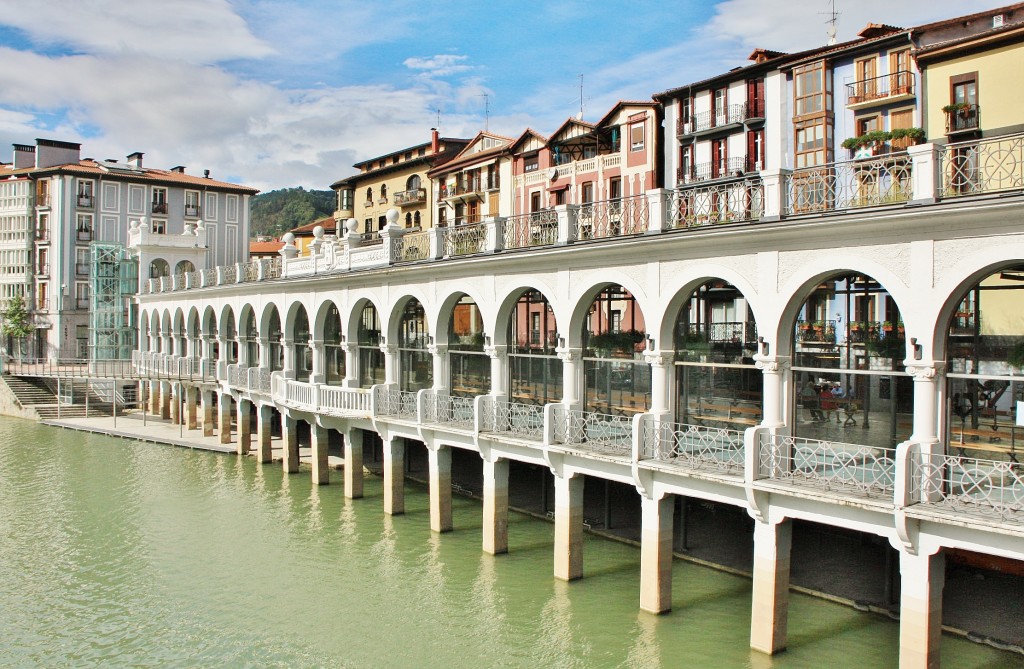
[
  {"xmin": 577, "ymin": 73, "xmax": 584, "ymax": 120},
  {"xmin": 820, "ymin": 0, "xmax": 840, "ymax": 45},
  {"xmin": 435, "ymin": 108, "xmax": 441, "ymax": 130},
  {"xmin": 476, "ymin": 94, "xmax": 490, "ymax": 131}
]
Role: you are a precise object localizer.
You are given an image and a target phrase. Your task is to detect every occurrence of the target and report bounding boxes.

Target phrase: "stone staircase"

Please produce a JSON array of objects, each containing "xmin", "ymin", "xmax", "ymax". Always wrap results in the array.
[{"xmin": 1, "ymin": 375, "xmax": 115, "ymax": 419}]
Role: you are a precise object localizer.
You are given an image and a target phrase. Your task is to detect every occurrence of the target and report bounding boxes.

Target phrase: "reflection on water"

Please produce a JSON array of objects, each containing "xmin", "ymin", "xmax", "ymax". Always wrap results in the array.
[{"xmin": 0, "ymin": 419, "xmax": 1016, "ymax": 668}]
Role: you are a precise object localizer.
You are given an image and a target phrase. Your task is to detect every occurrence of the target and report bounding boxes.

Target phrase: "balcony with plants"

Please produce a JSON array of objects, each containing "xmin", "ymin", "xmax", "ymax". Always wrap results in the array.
[
  {"xmin": 944, "ymin": 103, "xmax": 980, "ymax": 135},
  {"xmin": 840, "ymin": 128, "xmax": 924, "ymax": 159},
  {"xmin": 845, "ymin": 70, "xmax": 916, "ymax": 109},
  {"xmin": 393, "ymin": 188, "xmax": 427, "ymax": 207}
]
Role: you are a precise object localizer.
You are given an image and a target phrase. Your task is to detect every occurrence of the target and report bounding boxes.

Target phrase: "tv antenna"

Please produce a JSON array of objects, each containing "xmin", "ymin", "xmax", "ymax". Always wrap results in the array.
[
  {"xmin": 819, "ymin": 0, "xmax": 840, "ymax": 44},
  {"xmin": 577, "ymin": 73, "xmax": 584, "ymax": 120},
  {"xmin": 435, "ymin": 108, "xmax": 441, "ymax": 130},
  {"xmin": 476, "ymin": 94, "xmax": 490, "ymax": 131}
]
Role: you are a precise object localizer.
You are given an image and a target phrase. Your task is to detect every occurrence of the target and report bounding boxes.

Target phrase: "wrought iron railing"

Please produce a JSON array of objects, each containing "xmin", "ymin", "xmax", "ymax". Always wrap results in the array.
[
  {"xmin": 503, "ymin": 211, "xmax": 558, "ymax": 250},
  {"xmin": 479, "ymin": 397, "xmax": 545, "ymax": 440},
  {"xmin": 911, "ymin": 452, "xmax": 1024, "ymax": 523},
  {"xmin": 945, "ymin": 104, "xmax": 980, "ymax": 134},
  {"xmin": 845, "ymin": 70, "xmax": 915, "ymax": 105},
  {"xmin": 558, "ymin": 409, "xmax": 632, "ymax": 456},
  {"xmin": 941, "ymin": 132, "xmax": 1024, "ymax": 198},
  {"xmin": 678, "ymin": 157, "xmax": 748, "ymax": 184},
  {"xmin": 669, "ymin": 177, "xmax": 763, "ymax": 229},
  {"xmin": 241, "ymin": 261, "xmax": 261, "ymax": 282},
  {"xmin": 442, "ymin": 223, "xmax": 487, "ymax": 257},
  {"xmin": 394, "ymin": 231, "xmax": 430, "ymax": 262},
  {"xmin": 393, "ymin": 188, "xmax": 426, "ymax": 206},
  {"xmin": 796, "ymin": 320, "xmax": 837, "ymax": 344},
  {"xmin": 785, "ymin": 154, "xmax": 912, "ymax": 215},
  {"xmin": 576, "ymin": 195, "xmax": 648, "ymax": 240},
  {"xmin": 684, "ymin": 321, "xmax": 758, "ymax": 344},
  {"xmin": 423, "ymin": 392, "xmax": 475, "ymax": 428},
  {"xmin": 642, "ymin": 419, "xmax": 745, "ymax": 474},
  {"xmin": 201, "ymin": 268, "xmax": 218, "ymax": 286},
  {"xmin": 264, "ymin": 258, "xmax": 282, "ymax": 279},
  {"xmin": 375, "ymin": 387, "xmax": 418, "ymax": 419},
  {"xmin": 677, "ymin": 103, "xmax": 748, "ymax": 135},
  {"xmin": 757, "ymin": 433, "xmax": 896, "ymax": 499}
]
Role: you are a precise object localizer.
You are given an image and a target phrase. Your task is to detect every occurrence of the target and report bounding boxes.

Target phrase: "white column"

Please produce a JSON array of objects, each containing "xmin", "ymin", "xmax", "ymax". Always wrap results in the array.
[
  {"xmin": 906, "ymin": 361, "xmax": 944, "ymax": 455},
  {"xmin": 482, "ymin": 456, "xmax": 509, "ymax": 555},
  {"xmin": 281, "ymin": 411, "xmax": 299, "ymax": 473},
  {"xmin": 218, "ymin": 392, "xmax": 232, "ymax": 444},
  {"xmin": 281, "ymin": 337, "xmax": 295, "ymax": 379},
  {"xmin": 754, "ymin": 355, "xmax": 790, "ymax": 428},
  {"xmin": 201, "ymin": 389, "xmax": 214, "ymax": 437},
  {"xmin": 342, "ymin": 343, "xmax": 359, "ymax": 388},
  {"xmin": 643, "ymin": 350, "xmax": 673, "ymax": 414},
  {"xmin": 428, "ymin": 445, "xmax": 452, "ymax": 533},
  {"xmin": 556, "ymin": 346, "xmax": 583, "ymax": 408},
  {"xmin": 381, "ymin": 342, "xmax": 399, "ymax": 384},
  {"xmin": 310, "ymin": 422, "xmax": 330, "ymax": 485},
  {"xmin": 749, "ymin": 518, "xmax": 792, "ymax": 655},
  {"xmin": 639, "ymin": 494, "xmax": 674, "ymax": 614},
  {"xmin": 309, "ymin": 338, "xmax": 325, "ymax": 384},
  {"xmin": 428, "ymin": 343, "xmax": 448, "ymax": 390},
  {"xmin": 553, "ymin": 472, "xmax": 584, "ymax": 581},
  {"xmin": 256, "ymin": 403, "xmax": 273, "ymax": 463},
  {"xmin": 484, "ymin": 344, "xmax": 507, "ymax": 397},
  {"xmin": 899, "ymin": 550, "xmax": 945, "ymax": 669},
  {"xmin": 344, "ymin": 428, "xmax": 364, "ymax": 499},
  {"xmin": 383, "ymin": 436, "xmax": 405, "ymax": 515},
  {"xmin": 185, "ymin": 385, "xmax": 197, "ymax": 430},
  {"xmin": 236, "ymin": 398, "xmax": 251, "ymax": 455},
  {"xmin": 160, "ymin": 380, "xmax": 171, "ymax": 419}
]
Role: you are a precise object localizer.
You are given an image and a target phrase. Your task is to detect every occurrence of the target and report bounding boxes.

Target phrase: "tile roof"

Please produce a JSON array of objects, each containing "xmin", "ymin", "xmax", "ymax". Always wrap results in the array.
[{"xmin": 0, "ymin": 159, "xmax": 258, "ymax": 193}]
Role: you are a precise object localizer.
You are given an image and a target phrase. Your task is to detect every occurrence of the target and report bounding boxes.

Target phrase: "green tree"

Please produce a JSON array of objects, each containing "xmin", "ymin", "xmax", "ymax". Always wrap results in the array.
[
  {"xmin": 0, "ymin": 295, "xmax": 33, "ymax": 358},
  {"xmin": 250, "ymin": 187, "xmax": 336, "ymax": 239}
]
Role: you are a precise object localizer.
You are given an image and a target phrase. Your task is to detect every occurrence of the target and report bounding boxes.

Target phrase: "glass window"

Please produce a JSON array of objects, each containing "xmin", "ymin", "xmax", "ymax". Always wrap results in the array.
[
  {"xmin": 630, "ymin": 122, "xmax": 645, "ymax": 151},
  {"xmin": 583, "ymin": 285, "xmax": 649, "ymax": 415}
]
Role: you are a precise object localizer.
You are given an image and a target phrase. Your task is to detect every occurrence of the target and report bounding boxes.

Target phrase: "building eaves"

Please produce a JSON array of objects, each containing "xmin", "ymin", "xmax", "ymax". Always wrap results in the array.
[
  {"xmin": 330, "ymin": 140, "xmax": 470, "ymax": 189},
  {"xmin": 911, "ymin": 2, "xmax": 1024, "ymax": 34},
  {"xmin": 594, "ymin": 100, "xmax": 657, "ymax": 129},
  {"xmin": 913, "ymin": 19, "xmax": 1024, "ymax": 60},
  {"xmin": 18, "ymin": 160, "xmax": 259, "ymax": 194}
]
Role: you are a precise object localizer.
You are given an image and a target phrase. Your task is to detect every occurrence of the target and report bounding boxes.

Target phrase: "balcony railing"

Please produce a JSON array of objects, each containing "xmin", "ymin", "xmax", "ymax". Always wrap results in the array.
[
  {"xmin": 152, "ymin": 202, "xmax": 168, "ymax": 214},
  {"xmin": 684, "ymin": 321, "xmax": 758, "ymax": 344},
  {"xmin": 442, "ymin": 223, "xmax": 487, "ymax": 257},
  {"xmin": 845, "ymin": 70, "xmax": 916, "ymax": 107},
  {"xmin": 393, "ymin": 188, "xmax": 427, "ymax": 207},
  {"xmin": 677, "ymin": 103, "xmax": 748, "ymax": 136},
  {"xmin": 785, "ymin": 153, "xmax": 912, "ymax": 215},
  {"xmin": 440, "ymin": 181, "xmax": 482, "ymax": 200},
  {"xmin": 642, "ymin": 419, "xmax": 745, "ymax": 475},
  {"xmin": 75, "ymin": 262, "xmax": 89, "ymax": 276},
  {"xmin": 669, "ymin": 177, "xmax": 763, "ymax": 229},
  {"xmin": 394, "ymin": 230, "xmax": 430, "ymax": 262},
  {"xmin": 375, "ymin": 387, "xmax": 418, "ymax": 420},
  {"xmin": 479, "ymin": 397, "xmax": 545, "ymax": 441},
  {"xmin": 77, "ymin": 229, "xmax": 92, "ymax": 242},
  {"xmin": 77, "ymin": 196, "xmax": 93, "ymax": 208},
  {"xmin": 757, "ymin": 432, "xmax": 896, "ymax": 500},
  {"xmin": 556, "ymin": 409, "xmax": 633, "ymax": 456},
  {"xmin": 945, "ymin": 104, "xmax": 980, "ymax": 134},
  {"xmin": 503, "ymin": 210, "xmax": 558, "ymax": 250},
  {"xmin": 184, "ymin": 205, "xmax": 201, "ymax": 218},
  {"xmin": 912, "ymin": 451, "xmax": 1024, "ymax": 524},
  {"xmin": 576, "ymin": 195, "xmax": 648, "ymax": 240},
  {"xmin": 35, "ymin": 263, "xmax": 48, "ymax": 275},
  {"xmin": 941, "ymin": 132, "xmax": 1024, "ymax": 198},
  {"xmin": 796, "ymin": 320, "xmax": 837, "ymax": 344}
]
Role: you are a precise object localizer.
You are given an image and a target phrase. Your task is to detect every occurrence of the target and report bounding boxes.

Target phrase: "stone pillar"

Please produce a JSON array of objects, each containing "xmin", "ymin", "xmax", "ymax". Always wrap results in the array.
[
  {"xmin": 237, "ymin": 398, "xmax": 251, "ymax": 455},
  {"xmin": 381, "ymin": 342, "xmax": 399, "ymax": 384},
  {"xmin": 906, "ymin": 361, "xmax": 944, "ymax": 455},
  {"xmin": 342, "ymin": 342, "xmax": 359, "ymax": 388},
  {"xmin": 484, "ymin": 344, "xmax": 507, "ymax": 397},
  {"xmin": 309, "ymin": 338, "xmax": 325, "ymax": 384},
  {"xmin": 482, "ymin": 456, "xmax": 509, "ymax": 555},
  {"xmin": 749, "ymin": 518, "xmax": 793, "ymax": 654},
  {"xmin": 428, "ymin": 445, "xmax": 453, "ymax": 533},
  {"xmin": 201, "ymin": 389, "xmax": 214, "ymax": 437},
  {"xmin": 256, "ymin": 403, "xmax": 273, "ymax": 463},
  {"xmin": 553, "ymin": 472, "xmax": 584, "ymax": 581},
  {"xmin": 643, "ymin": 350, "xmax": 673, "ymax": 414},
  {"xmin": 382, "ymin": 436, "xmax": 405, "ymax": 515},
  {"xmin": 556, "ymin": 346, "xmax": 583, "ymax": 408},
  {"xmin": 754, "ymin": 355, "xmax": 790, "ymax": 428},
  {"xmin": 899, "ymin": 550, "xmax": 945, "ymax": 669},
  {"xmin": 218, "ymin": 392, "xmax": 232, "ymax": 444},
  {"xmin": 169, "ymin": 383, "xmax": 181, "ymax": 424},
  {"xmin": 311, "ymin": 422, "xmax": 330, "ymax": 485},
  {"xmin": 160, "ymin": 380, "xmax": 171, "ymax": 419},
  {"xmin": 428, "ymin": 343, "xmax": 448, "ymax": 390},
  {"xmin": 344, "ymin": 427, "xmax": 364, "ymax": 499},
  {"xmin": 185, "ymin": 385, "xmax": 197, "ymax": 430},
  {"xmin": 281, "ymin": 337, "xmax": 295, "ymax": 379},
  {"xmin": 639, "ymin": 494, "xmax": 674, "ymax": 614},
  {"xmin": 149, "ymin": 380, "xmax": 160, "ymax": 414},
  {"xmin": 281, "ymin": 411, "xmax": 299, "ymax": 473}
]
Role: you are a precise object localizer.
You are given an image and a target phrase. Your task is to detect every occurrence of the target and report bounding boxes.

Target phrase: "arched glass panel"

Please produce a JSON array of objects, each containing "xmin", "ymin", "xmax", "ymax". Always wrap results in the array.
[
  {"xmin": 357, "ymin": 303, "xmax": 384, "ymax": 387},
  {"xmin": 946, "ymin": 265, "xmax": 1024, "ymax": 458},
  {"xmin": 508, "ymin": 290, "xmax": 561, "ymax": 405},
  {"xmin": 324, "ymin": 304, "xmax": 345, "ymax": 385},
  {"xmin": 267, "ymin": 309, "xmax": 283, "ymax": 371},
  {"xmin": 150, "ymin": 259, "xmax": 169, "ymax": 278},
  {"xmin": 223, "ymin": 309, "xmax": 238, "ymax": 364},
  {"xmin": 582, "ymin": 285, "xmax": 649, "ymax": 415},
  {"xmin": 243, "ymin": 310, "xmax": 258, "ymax": 367},
  {"xmin": 406, "ymin": 174, "xmax": 421, "ymax": 191},
  {"xmin": 792, "ymin": 274, "xmax": 909, "ymax": 449},
  {"xmin": 674, "ymin": 281, "xmax": 761, "ymax": 428},
  {"xmin": 204, "ymin": 310, "xmax": 219, "ymax": 362},
  {"xmin": 293, "ymin": 307, "xmax": 311, "ymax": 381},
  {"xmin": 175, "ymin": 260, "xmax": 195, "ymax": 274},
  {"xmin": 449, "ymin": 295, "xmax": 488, "ymax": 397},
  {"xmin": 398, "ymin": 300, "xmax": 431, "ymax": 391},
  {"xmin": 188, "ymin": 315, "xmax": 200, "ymax": 360}
]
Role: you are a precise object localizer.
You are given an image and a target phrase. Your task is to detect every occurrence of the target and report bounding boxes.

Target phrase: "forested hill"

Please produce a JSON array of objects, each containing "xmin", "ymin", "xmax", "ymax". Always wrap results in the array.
[{"xmin": 249, "ymin": 187, "xmax": 335, "ymax": 239}]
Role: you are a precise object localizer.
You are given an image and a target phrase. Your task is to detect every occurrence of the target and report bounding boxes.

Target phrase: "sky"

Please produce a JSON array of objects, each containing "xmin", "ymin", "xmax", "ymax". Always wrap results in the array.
[{"xmin": 0, "ymin": 0, "xmax": 999, "ymax": 192}]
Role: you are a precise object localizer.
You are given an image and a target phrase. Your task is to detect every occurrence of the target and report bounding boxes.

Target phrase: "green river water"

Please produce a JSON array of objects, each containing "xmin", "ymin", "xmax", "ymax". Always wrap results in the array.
[{"xmin": 0, "ymin": 419, "xmax": 1017, "ymax": 668}]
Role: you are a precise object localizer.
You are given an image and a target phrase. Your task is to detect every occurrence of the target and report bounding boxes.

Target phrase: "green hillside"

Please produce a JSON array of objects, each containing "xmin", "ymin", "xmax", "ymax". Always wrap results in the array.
[{"xmin": 250, "ymin": 187, "xmax": 335, "ymax": 239}]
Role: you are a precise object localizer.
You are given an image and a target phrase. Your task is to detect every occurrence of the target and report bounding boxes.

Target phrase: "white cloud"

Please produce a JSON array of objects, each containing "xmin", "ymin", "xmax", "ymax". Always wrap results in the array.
[
  {"xmin": 403, "ymin": 54, "xmax": 473, "ymax": 77},
  {"xmin": 0, "ymin": 0, "xmax": 274, "ymax": 63}
]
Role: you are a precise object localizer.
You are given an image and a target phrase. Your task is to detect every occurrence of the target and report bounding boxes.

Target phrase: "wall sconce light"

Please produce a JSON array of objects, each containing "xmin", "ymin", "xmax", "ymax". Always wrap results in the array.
[
  {"xmin": 379, "ymin": 335, "xmax": 386, "ymax": 345},
  {"xmin": 557, "ymin": 335, "xmax": 565, "ymax": 348},
  {"xmin": 645, "ymin": 335, "xmax": 654, "ymax": 351},
  {"xmin": 910, "ymin": 337, "xmax": 922, "ymax": 360},
  {"xmin": 339, "ymin": 334, "xmax": 345, "ymax": 344},
  {"xmin": 484, "ymin": 335, "xmax": 491, "ymax": 347},
  {"xmin": 758, "ymin": 336, "xmax": 769, "ymax": 356},
  {"xmin": 427, "ymin": 334, "xmax": 434, "ymax": 346}
]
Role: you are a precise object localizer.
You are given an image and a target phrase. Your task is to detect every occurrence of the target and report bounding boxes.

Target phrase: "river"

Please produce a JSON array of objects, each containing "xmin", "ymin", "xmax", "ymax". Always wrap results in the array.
[{"xmin": 0, "ymin": 419, "xmax": 1015, "ymax": 668}]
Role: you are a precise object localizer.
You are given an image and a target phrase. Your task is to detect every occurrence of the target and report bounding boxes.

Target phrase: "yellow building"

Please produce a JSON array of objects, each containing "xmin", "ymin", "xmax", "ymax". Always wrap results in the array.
[{"xmin": 331, "ymin": 130, "xmax": 469, "ymax": 235}]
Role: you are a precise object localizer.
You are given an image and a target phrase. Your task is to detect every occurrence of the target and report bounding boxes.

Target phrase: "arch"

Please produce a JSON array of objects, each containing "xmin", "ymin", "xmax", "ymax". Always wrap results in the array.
[
  {"xmin": 351, "ymin": 297, "xmax": 384, "ymax": 388},
  {"xmin": 149, "ymin": 258, "xmax": 170, "ymax": 279},
  {"xmin": 175, "ymin": 260, "xmax": 195, "ymax": 275},
  {"xmin": 187, "ymin": 306, "xmax": 201, "ymax": 358},
  {"xmin": 173, "ymin": 308, "xmax": 187, "ymax": 357},
  {"xmin": 139, "ymin": 311, "xmax": 151, "ymax": 352},
  {"xmin": 577, "ymin": 283, "xmax": 650, "ymax": 415},
  {"xmin": 239, "ymin": 304, "xmax": 259, "ymax": 367},
  {"xmin": 653, "ymin": 265, "xmax": 763, "ymax": 350},
  {"xmin": 445, "ymin": 291, "xmax": 488, "ymax": 397},
  {"xmin": 564, "ymin": 273, "xmax": 651, "ymax": 349},
  {"xmin": 316, "ymin": 299, "xmax": 345, "ymax": 385},
  {"xmin": 290, "ymin": 302, "xmax": 312, "ymax": 380},
  {"xmin": 394, "ymin": 296, "xmax": 431, "ymax": 391},
  {"xmin": 221, "ymin": 306, "xmax": 238, "ymax": 364},
  {"xmin": 434, "ymin": 286, "xmax": 493, "ymax": 347},
  {"xmin": 502, "ymin": 287, "xmax": 562, "ymax": 405},
  {"xmin": 261, "ymin": 304, "xmax": 284, "ymax": 371},
  {"xmin": 406, "ymin": 174, "xmax": 421, "ymax": 191}
]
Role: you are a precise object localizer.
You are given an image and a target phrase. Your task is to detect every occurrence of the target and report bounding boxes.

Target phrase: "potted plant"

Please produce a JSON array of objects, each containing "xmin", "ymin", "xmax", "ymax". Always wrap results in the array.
[
  {"xmin": 1008, "ymin": 342, "xmax": 1024, "ymax": 371},
  {"xmin": 882, "ymin": 320, "xmax": 894, "ymax": 332},
  {"xmin": 942, "ymin": 102, "xmax": 971, "ymax": 116},
  {"xmin": 890, "ymin": 127, "xmax": 925, "ymax": 147}
]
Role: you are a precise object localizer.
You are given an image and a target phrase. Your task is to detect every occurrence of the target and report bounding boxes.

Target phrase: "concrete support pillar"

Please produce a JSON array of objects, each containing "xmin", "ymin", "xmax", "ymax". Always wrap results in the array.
[
  {"xmin": 160, "ymin": 380, "xmax": 171, "ymax": 419},
  {"xmin": 482, "ymin": 457, "xmax": 509, "ymax": 555},
  {"xmin": 344, "ymin": 428, "xmax": 364, "ymax": 499},
  {"xmin": 639, "ymin": 494, "xmax": 674, "ymax": 614},
  {"xmin": 427, "ymin": 344, "xmax": 448, "ymax": 391},
  {"xmin": 749, "ymin": 518, "xmax": 793, "ymax": 655},
  {"xmin": 381, "ymin": 343, "xmax": 399, "ymax": 385},
  {"xmin": 553, "ymin": 472, "xmax": 584, "ymax": 581},
  {"xmin": 201, "ymin": 389, "xmax": 214, "ymax": 437},
  {"xmin": 257, "ymin": 403, "xmax": 274, "ymax": 463},
  {"xmin": 149, "ymin": 380, "xmax": 160, "ymax": 414},
  {"xmin": 382, "ymin": 436, "xmax": 405, "ymax": 515},
  {"xmin": 218, "ymin": 392, "xmax": 232, "ymax": 444},
  {"xmin": 754, "ymin": 355, "xmax": 790, "ymax": 428},
  {"xmin": 185, "ymin": 385, "xmax": 197, "ymax": 430},
  {"xmin": 643, "ymin": 351, "xmax": 673, "ymax": 415},
  {"xmin": 236, "ymin": 398, "xmax": 251, "ymax": 455},
  {"xmin": 906, "ymin": 361, "xmax": 944, "ymax": 456},
  {"xmin": 281, "ymin": 411, "xmax": 299, "ymax": 473},
  {"xmin": 310, "ymin": 422, "xmax": 330, "ymax": 485},
  {"xmin": 169, "ymin": 383, "xmax": 181, "ymax": 424},
  {"xmin": 428, "ymin": 446, "xmax": 452, "ymax": 533},
  {"xmin": 899, "ymin": 550, "xmax": 945, "ymax": 669},
  {"xmin": 484, "ymin": 345, "xmax": 507, "ymax": 397},
  {"xmin": 342, "ymin": 343, "xmax": 359, "ymax": 388},
  {"xmin": 556, "ymin": 347, "xmax": 583, "ymax": 407},
  {"xmin": 309, "ymin": 339, "xmax": 325, "ymax": 384}
]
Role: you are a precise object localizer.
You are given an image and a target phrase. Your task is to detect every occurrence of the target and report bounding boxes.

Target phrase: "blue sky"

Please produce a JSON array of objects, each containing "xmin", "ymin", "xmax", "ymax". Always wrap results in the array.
[{"xmin": 0, "ymin": 0, "xmax": 996, "ymax": 191}]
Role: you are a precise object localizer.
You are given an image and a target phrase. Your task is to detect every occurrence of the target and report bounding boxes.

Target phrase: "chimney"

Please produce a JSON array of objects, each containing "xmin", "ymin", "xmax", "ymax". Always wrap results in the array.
[
  {"xmin": 12, "ymin": 144, "xmax": 35, "ymax": 169},
  {"xmin": 35, "ymin": 138, "xmax": 81, "ymax": 169},
  {"xmin": 170, "ymin": 165, "xmax": 186, "ymax": 174},
  {"xmin": 203, "ymin": 169, "xmax": 211, "ymax": 179},
  {"xmin": 431, "ymin": 127, "xmax": 439, "ymax": 154},
  {"xmin": 127, "ymin": 151, "xmax": 144, "ymax": 168}
]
